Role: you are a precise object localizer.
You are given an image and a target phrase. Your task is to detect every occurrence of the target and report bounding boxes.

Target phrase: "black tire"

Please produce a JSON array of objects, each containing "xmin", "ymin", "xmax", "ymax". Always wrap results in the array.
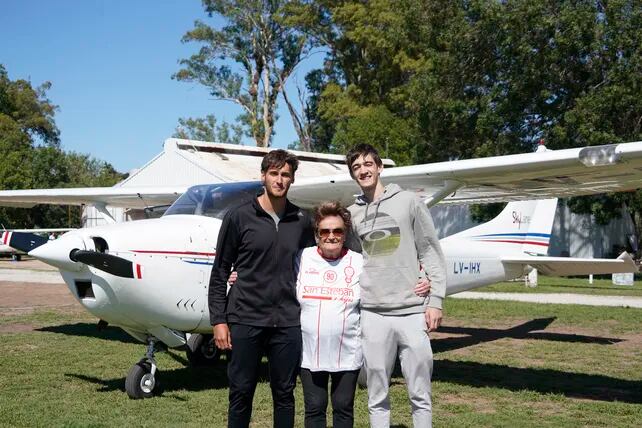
[
  {"xmin": 186, "ymin": 334, "xmax": 220, "ymax": 366},
  {"xmin": 125, "ymin": 360, "xmax": 157, "ymax": 399},
  {"xmin": 12, "ymin": 254, "xmax": 21, "ymax": 262}
]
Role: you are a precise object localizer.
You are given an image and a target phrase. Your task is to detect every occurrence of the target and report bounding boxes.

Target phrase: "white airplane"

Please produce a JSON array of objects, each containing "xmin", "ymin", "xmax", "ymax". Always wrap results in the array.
[{"xmin": 1, "ymin": 141, "xmax": 641, "ymax": 399}]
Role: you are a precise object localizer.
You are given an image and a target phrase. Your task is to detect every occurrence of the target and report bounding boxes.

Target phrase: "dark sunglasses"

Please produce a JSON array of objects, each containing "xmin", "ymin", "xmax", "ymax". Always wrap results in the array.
[{"xmin": 318, "ymin": 228, "xmax": 345, "ymax": 238}]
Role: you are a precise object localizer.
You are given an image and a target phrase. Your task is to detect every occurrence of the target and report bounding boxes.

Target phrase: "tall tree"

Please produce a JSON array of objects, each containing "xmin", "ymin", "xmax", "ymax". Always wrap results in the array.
[{"xmin": 174, "ymin": 0, "xmax": 314, "ymax": 149}]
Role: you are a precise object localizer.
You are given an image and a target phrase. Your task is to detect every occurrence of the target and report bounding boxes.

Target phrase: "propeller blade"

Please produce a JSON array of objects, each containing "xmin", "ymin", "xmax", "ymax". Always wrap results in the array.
[
  {"xmin": 70, "ymin": 250, "xmax": 135, "ymax": 278},
  {"xmin": 1, "ymin": 231, "xmax": 49, "ymax": 253}
]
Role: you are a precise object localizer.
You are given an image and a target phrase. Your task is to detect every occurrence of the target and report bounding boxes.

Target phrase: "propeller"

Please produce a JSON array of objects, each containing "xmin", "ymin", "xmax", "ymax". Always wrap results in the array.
[
  {"xmin": 1, "ymin": 231, "xmax": 49, "ymax": 253},
  {"xmin": 70, "ymin": 249, "xmax": 135, "ymax": 278}
]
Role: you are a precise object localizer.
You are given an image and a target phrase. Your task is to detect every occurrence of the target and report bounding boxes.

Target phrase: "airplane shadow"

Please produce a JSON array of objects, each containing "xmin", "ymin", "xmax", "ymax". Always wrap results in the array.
[
  {"xmin": 66, "ymin": 363, "xmax": 232, "ymax": 396},
  {"xmin": 37, "ymin": 323, "xmax": 139, "ymax": 344},
  {"xmin": 45, "ymin": 318, "xmax": 640, "ymax": 403},
  {"xmin": 432, "ymin": 317, "xmax": 622, "ymax": 354},
  {"xmin": 65, "ymin": 353, "xmax": 274, "ymax": 398},
  {"xmin": 428, "ymin": 317, "xmax": 639, "ymax": 403},
  {"xmin": 434, "ymin": 359, "xmax": 641, "ymax": 403}
]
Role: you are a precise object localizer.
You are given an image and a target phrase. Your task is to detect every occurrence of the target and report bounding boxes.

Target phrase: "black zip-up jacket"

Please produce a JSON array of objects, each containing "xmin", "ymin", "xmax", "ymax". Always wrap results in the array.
[{"xmin": 208, "ymin": 195, "xmax": 315, "ymax": 327}]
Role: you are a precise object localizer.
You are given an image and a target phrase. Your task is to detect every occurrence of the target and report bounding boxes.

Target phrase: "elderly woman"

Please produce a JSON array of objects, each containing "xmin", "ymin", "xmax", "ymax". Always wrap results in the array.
[{"xmin": 295, "ymin": 201, "xmax": 363, "ymax": 428}]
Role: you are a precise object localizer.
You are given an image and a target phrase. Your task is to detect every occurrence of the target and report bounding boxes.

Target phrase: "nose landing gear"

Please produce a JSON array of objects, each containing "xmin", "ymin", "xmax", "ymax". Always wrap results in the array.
[{"xmin": 125, "ymin": 337, "xmax": 161, "ymax": 399}]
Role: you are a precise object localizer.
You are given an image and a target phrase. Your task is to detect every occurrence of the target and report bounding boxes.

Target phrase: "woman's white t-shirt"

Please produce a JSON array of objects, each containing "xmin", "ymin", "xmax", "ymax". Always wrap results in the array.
[{"xmin": 296, "ymin": 246, "xmax": 363, "ymax": 372}]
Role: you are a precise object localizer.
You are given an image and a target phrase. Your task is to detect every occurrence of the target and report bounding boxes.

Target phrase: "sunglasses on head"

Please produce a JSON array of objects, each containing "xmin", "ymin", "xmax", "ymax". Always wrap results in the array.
[{"xmin": 318, "ymin": 228, "xmax": 345, "ymax": 238}]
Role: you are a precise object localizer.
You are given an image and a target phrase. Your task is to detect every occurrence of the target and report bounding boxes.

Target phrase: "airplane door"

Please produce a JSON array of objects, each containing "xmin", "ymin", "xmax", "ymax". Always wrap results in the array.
[{"xmin": 185, "ymin": 223, "xmax": 215, "ymax": 328}]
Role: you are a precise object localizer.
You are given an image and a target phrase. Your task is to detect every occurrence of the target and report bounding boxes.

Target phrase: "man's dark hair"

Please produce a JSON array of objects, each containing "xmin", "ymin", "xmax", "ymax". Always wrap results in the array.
[
  {"xmin": 261, "ymin": 149, "xmax": 299, "ymax": 175},
  {"xmin": 345, "ymin": 144, "xmax": 383, "ymax": 178},
  {"xmin": 313, "ymin": 201, "xmax": 352, "ymax": 234}
]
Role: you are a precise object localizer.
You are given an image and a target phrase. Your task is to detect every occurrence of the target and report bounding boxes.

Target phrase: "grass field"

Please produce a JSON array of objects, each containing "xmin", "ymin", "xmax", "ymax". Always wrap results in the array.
[
  {"xmin": 477, "ymin": 276, "xmax": 642, "ymax": 296},
  {"xmin": 1, "ymin": 298, "xmax": 640, "ymax": 427}
]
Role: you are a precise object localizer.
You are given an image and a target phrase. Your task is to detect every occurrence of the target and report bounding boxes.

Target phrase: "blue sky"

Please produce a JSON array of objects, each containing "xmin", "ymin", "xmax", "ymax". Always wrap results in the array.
[{"xmin": 2, "ymin": 1, "xmax": 316, "ymax": 173}]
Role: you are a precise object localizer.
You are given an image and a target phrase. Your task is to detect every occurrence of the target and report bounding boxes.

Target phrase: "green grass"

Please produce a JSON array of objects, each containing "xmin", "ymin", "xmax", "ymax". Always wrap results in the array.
[
  {"xmin": 0, "ymin": 301, "xmax": 640, "ymax": 427},
  {"xmin": 477, "ymin": 276, "xmax": 642, "ymax": 296}
]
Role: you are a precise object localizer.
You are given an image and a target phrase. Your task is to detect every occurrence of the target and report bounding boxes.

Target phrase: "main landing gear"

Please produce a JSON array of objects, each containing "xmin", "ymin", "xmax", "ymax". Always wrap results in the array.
[
  {"xmin": 125, "ymin": 338, "xmax": 161, "ymax": 399},
  {"xmin": 185, "ymin": 333, "xmax": 220, "ymax": 366}
]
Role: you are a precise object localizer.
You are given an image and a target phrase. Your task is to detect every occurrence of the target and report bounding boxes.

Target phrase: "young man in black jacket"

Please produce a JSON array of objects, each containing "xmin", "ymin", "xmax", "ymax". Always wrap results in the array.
[{"xmin": 209, "ymin": 149, "xmax": 315, "ymax": 428}]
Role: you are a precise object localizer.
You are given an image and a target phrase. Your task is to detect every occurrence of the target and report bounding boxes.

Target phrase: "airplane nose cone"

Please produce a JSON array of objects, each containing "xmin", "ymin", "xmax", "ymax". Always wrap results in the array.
[{"xmin": 29, "ymin": 233, "xmax": 87, "ymax": 272}]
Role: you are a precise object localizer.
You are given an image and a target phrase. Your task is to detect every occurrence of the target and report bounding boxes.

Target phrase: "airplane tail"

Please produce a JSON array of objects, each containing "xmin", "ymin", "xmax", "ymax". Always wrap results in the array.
[{"xmin": 448, "ymin": 198, "xmax": 558, "ymax": 256}]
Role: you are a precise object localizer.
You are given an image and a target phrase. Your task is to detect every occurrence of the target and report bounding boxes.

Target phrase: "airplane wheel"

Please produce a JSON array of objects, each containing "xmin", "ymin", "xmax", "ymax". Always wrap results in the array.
[
  {"xmin": 125, "ymin": 360, "xmax": 157, "ymax": 399},
  {"xmin": 186, "ymin": 334, "xmax": 220, "ymax": 366},
  {"xmin": 11, "ymin": 254, "xmax": 21, "ymax": 262}
]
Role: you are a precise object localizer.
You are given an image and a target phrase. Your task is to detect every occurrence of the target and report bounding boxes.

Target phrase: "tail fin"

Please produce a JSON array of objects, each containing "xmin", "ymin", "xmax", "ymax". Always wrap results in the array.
[{"xmin": 448, "ymin": 199, "xmax": 558, "ymax": 255}]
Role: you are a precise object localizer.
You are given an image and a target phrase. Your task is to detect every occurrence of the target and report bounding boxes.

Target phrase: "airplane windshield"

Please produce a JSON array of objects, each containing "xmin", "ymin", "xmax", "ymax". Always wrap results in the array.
[{"xmin": 163, "ymin": 182, "xmax": 262, "ymax": 220}]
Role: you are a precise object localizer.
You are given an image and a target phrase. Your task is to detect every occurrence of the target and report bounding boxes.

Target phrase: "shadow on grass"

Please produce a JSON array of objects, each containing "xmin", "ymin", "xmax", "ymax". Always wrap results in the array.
[
  {"xmin": 433, "ymin": 317, "xmax": 623, "ymax": 354},
  {"xmin": 66, "ymin": 364, "xmax": 231, "ymax": 395},
  {"xmin": 50, "ymin": 319, "xmax": 639, "ymax": 403},
  {"xmin": 384, "ymin": 317, "xmax": 639, "ymax": 403},
  {"xmin": 37, "ymin": 323, "xmax": 139, "ymax": 344},
  {"xmin": 434, "ymin": 359, "xmax": 642, "ymax": 403},
  {"xmin": 65, "ymin": 355, "xmax": 275, "ymax": 396}
]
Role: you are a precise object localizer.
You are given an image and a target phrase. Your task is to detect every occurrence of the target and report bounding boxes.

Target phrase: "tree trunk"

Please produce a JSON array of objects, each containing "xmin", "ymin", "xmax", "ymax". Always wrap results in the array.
[{"xmin": 281, "ymin": 85, "xmax": 311, "ymax": 151}]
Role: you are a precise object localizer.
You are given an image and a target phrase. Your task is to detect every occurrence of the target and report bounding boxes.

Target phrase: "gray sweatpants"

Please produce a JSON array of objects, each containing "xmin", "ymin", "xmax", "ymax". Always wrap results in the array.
[{"xmin": 361, "ymin": 310, "xmax": 433, "ymax": 428}]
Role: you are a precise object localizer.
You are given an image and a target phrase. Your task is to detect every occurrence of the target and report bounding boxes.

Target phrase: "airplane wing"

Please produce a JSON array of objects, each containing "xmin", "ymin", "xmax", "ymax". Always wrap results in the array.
[
  {"xmin": 0, "ymin": 141, "xmax": 641, "ymax": 209},
  {"xmin": 0, "ymin": 186, "xmax": 187, "ymax": 209},
  {"xmin": 501, "ymin": 252, "xmax": 639, "ymax": 276},
  {"xmin": 289, "ymin": 141, "xmax": 642, "ymax": 206}
]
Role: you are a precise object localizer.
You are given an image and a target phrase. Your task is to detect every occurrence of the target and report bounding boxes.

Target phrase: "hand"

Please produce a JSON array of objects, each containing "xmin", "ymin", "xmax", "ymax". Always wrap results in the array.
[
  {"xmin": 213, "ymin": 323, "xmax": 232, "ymax": 350},
  {"xmin": 228, "ymin": 270, "xmax": 238, "ymax": 285},
  {"xmin": 414, "ymin": 277, "xmax": 431, "ymax": 297},
  {"xmin": 425, "ymin": 307, "xmax": 442, "ymax": 332}
]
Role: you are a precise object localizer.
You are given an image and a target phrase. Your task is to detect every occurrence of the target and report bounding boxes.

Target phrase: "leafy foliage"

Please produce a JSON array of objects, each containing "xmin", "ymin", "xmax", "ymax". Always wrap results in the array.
[
  {"xmin": 286, "ymin": 0, "xmax": 642, "ymax": 253},
  {"xmin": 0, "ymin": 65, "xmax": 124, "ymax": 228},
  {"xmin": 173, "ymin": 114, "xmax": 244, "ymax": 145},
  {"xmin": 174, "ymin": 0, "xmax": 314, "ymax": 148}
]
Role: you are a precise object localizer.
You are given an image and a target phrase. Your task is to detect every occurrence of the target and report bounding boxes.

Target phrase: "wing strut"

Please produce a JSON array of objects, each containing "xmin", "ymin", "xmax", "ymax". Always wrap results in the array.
[
  {"xmin": 424, "ymin": 180, "xmax": 463, "ymax": 208},
  {"xmin": 94, "ymin": 202, "xmax": 116, "ymax": 224}
]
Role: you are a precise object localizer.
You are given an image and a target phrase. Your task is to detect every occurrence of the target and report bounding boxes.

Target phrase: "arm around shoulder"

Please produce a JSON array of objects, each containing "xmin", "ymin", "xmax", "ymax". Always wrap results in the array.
[
  {"xmin": 208, "ymin": 210, "xmax": 240, "ymax": 326},
  {"xmin": 413, "ymin": 198, "xmax": 447, "ymax": 309}
]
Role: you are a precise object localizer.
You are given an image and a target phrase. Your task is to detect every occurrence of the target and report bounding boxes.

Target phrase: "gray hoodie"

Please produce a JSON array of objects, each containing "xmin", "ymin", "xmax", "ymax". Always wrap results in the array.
[{"xmin": 348, "ymin": 183, "xmax": 447, "ymax": 313}]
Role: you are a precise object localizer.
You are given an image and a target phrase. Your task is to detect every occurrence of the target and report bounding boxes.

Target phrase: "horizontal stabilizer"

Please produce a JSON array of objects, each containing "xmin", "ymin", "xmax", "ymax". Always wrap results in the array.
[
  {"xmin": 1, "ymin": 231, "xmax": 49, "ymax": 253},
  {"xmin": 501, "ymin": 252, "xmax": 638, "ymax": 276}
]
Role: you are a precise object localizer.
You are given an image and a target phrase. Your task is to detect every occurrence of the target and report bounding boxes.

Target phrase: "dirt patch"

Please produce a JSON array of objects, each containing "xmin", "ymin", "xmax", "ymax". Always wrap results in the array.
[
  {"xmin": 0, "ymin": 281, "xmax": 79, "ymax": 314},
  {"xmin": 439, "ymin": 393, "xmax": 497, "ymax": 414},
  {"xmin": 0, "ymin": 258, "xmax": 57, "ymax": 271},
  {"xmin": 0, "ymin": 323, "xmax": 37, "ymax": 333}
]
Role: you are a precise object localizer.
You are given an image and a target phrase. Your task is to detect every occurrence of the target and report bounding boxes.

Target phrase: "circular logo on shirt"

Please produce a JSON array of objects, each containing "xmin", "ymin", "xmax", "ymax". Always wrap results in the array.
[
  {"xmin": 357, "ymin": 211, "xmax": 400, "ymax": 256},
  {"xmin": 323, "ymin": 270, "xmax": 337, "ymax": 283}
]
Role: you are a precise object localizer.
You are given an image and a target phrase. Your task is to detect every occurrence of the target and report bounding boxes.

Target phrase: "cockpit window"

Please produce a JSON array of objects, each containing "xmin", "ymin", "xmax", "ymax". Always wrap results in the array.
[{"xmin": 164, "ymin": 182, "xmax": 262, "ymax": 219}]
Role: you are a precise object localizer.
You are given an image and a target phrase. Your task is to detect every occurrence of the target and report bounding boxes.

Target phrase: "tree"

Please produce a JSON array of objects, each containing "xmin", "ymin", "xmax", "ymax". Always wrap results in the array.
[
  {"xmin": 0, "ymin": 65, "xmax": 124, "ymax": 228},
  {"xmin": 173, "ymin": 114, "xmax": 244, "ymax": 145},
  {"xmin": 291, "ymin": 1, "xmax": 642, "ymax": 254},
  {"xmin": 174, "ymin": 0, "xmax": 314, "ymax": 149}
]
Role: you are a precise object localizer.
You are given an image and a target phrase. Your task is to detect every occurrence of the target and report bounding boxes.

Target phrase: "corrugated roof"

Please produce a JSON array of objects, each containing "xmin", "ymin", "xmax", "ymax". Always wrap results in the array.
[{"xmin": 118, "ymin": 138, "xmax": 395, "ymax": 187}]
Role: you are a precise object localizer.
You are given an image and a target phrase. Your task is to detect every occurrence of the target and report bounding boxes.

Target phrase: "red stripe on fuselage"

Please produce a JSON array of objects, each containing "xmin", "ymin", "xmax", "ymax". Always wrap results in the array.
[
  {"xmin": 136, "ymin": 264, "xmax": 142, "ymax": 279},
  {"xmin": 478, "ymin": 239, "xmax": 549, "ymax": 246},
  {"xmin": 131, "ymin": 250, "xmax": 216, "ymax": 256}
]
